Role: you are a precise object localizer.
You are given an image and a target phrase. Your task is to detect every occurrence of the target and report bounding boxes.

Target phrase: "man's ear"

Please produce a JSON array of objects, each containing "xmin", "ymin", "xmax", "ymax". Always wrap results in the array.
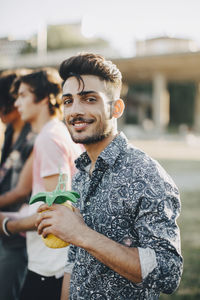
[{"xmin": 112, "ymin": 99, "xmax": 125, "ymax": 118}]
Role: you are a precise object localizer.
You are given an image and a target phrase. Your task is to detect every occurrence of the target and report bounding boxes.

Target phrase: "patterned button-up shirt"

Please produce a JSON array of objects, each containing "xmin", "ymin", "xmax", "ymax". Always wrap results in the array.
[{"xmin": 68, "ymin": 132, "xmax": 183, "ymax": 299}]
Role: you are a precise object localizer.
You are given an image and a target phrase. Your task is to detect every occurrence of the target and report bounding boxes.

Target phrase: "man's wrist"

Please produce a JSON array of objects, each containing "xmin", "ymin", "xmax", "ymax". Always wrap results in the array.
[
  {"xmin": 76, "ymin": 226, "xmax": 100, "ymax": 250},
  {"xmin": 2, "ymin": 217, "xmax": 12, "ymax": 236}
]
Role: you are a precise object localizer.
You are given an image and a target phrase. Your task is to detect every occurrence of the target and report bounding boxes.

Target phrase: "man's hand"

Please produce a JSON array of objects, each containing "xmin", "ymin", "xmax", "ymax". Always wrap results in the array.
[
  {"xmin": 37, "ymin": 204, "xmax": 142, "ymax": 284},
  {"xmin": 36, "ymin": 204, "xmax": 88, "ymax": 247}
]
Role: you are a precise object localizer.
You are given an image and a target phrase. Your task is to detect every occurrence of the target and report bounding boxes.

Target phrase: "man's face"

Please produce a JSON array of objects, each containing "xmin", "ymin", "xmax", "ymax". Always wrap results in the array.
[
  {"xmin": 15, "ymin": 83, "xmax": 39, "ymax": 123},
  {"xmin": 62, "ymin": 75, "xmax": 115, "ymax": 144}
]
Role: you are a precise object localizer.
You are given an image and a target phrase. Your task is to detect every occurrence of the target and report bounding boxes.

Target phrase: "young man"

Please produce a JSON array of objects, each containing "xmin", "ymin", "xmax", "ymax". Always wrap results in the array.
[
  {"xmin": 0, "ymin": 68, "xmax": 82, "ymax": 300},
  {"xmin": 0, "ymin": 71, "xmax": 35, "ymax": 300},
  {"xmin": 37, "ymin": 53, "xmax": 183, "ymax": 299}
]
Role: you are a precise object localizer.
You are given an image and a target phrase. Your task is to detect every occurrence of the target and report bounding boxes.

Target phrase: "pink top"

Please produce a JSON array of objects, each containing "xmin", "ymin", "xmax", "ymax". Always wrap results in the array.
[
  {"xmin": 32, "ymin": 118, "xmax": 82, "ymax": 195},
  {"xmin": 27, "ymin": 118, "xmax": 83, "ymax": 277}
]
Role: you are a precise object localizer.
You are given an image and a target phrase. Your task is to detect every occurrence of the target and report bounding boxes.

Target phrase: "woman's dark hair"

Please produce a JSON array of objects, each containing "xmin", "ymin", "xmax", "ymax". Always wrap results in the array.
[
  {"xmin": 59, "ymin": 53, "xmax": 122, "ymax": 94},
  {"xmin": 0, "ymin": 73, "xmax": 18, "ymax": 114},
  {"xmin": 12, "ymin": 68, "xmax": 62, "ymax": 115}
]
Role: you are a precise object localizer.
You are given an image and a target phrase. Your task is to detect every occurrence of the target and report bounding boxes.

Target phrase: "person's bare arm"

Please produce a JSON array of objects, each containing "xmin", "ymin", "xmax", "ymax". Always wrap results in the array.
[
  {"xmin": 60, "ymin": 273, "xmax": 71, "ymax": 300},
  {"xmin": 0, "ymin": 152, "xmax": 33, "ymax": 209},
  {"xmin": 0, "ymin": 211, "xmax": 37, "ymax": 235},
  {"xmin": 0, "ymin": 173, "xmax": 60, "ymax": 235},
  {"xmin": 37, "ymin": 204, "xmax": 142, "ymax": 284}
]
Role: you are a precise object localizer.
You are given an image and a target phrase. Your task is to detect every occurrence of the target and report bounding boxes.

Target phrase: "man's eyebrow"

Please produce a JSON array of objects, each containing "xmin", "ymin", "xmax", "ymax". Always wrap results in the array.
[
  {"xmin": 62, "ymin": 93, "xmax": 72, "ymax": 98},
  {"xmin": 78, "ymin": 90, "xmax": 97, "ymax": 96},
  {"xmin": 62, "ymin": 90, "xmax": 98, "ymax": 98}
]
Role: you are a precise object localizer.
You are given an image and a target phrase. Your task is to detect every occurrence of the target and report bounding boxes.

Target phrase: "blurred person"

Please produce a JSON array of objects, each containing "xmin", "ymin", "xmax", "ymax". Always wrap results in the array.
[
  {"xmin": 0, "ymin": 71, "xmax": 35, "ymax": 300},
  {"xmin": 0, "ymin": 118, "xmax": 5, "ymax": 149},
  {"xmin": 0, "ymin": 68, "xmax": 82, "ymax": 300},
  {"xmin": 37, "ymin": 53, "xmax": 183, "ymax": 300}
]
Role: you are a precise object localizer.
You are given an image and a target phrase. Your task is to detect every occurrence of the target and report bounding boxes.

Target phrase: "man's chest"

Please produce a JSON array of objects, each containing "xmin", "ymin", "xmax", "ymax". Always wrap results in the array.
[{"xmin": 75, "ymin": 167, "xmax": 146, "ymax": 244}]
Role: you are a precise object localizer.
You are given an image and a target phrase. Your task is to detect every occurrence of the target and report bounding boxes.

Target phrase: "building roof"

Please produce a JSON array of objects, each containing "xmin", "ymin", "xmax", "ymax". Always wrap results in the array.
[{"xmin": 113, "ymin": 51, "xmax": 200, "ymax": 83}]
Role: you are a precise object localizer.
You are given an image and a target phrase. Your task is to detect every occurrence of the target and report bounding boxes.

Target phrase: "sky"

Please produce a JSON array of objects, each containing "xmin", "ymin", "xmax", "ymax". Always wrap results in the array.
[{"xmin": 1, "ymin": 0, "xmax": 200, "ymax": 56}]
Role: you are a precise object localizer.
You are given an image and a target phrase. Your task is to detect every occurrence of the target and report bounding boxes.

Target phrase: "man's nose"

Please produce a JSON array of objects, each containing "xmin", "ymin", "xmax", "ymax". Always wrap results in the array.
[{"xmin": 14, "ymin": 98, "xmax": 20, "ymax": 107}]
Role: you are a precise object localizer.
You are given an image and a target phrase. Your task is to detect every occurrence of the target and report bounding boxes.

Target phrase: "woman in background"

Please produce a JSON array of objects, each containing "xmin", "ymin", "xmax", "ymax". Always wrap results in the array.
[{"xmin": 0, "ymin": 70, "xmax": 35, "ymax": 300}]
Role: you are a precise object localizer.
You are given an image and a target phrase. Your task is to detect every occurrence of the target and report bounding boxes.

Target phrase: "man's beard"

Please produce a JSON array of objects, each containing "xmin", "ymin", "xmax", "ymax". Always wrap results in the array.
[
  {"xmin": 69, "ymin": 126, "xmax": 112, "ymax": 145},
  {"xmin": 73, "ymin": 131, "xmax": 112, "ymax": 144},
  {"xmin": 67, "ymin": 116, "xmax": 113, "ymax": 145}
]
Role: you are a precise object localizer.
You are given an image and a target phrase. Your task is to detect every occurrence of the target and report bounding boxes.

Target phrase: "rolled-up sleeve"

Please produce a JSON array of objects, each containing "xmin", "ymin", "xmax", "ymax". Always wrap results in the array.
[{"xmin": 135, "ymin": 185, "xmax": 183, "ymax": 294}]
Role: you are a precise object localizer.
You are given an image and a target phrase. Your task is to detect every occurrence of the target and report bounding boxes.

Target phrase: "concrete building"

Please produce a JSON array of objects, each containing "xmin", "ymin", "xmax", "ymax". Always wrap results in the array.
[
  {"xmin": 114, "ymin": 37, "xmax": 200, "ymax": 134},
  {"xmin": 1, "ymin": 35, "xmax": 200, "ymax": 134},
  {"xmin": 136, "ymin": 36, "xmax": 198, "ymax": 56},
  {"xmin": 0, "ymin": 37, "xmax": 28, "ymax": 56}
]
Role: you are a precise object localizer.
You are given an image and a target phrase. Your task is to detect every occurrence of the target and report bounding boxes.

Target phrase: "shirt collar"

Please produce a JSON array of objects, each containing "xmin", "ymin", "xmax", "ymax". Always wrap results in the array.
[{"xmin": 75, "ymin": 132, "xmax": 128, "ymax": 171}]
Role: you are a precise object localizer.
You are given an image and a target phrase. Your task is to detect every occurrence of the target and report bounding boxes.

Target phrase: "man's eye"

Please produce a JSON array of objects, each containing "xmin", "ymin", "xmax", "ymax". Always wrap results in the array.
[
  {"xmin": 63, "ymin": 99, "xmax": 72, "ymax": 105},
  {"xmin": 86, "ymin": 97, "xmax": 96, "ymax": 103}
]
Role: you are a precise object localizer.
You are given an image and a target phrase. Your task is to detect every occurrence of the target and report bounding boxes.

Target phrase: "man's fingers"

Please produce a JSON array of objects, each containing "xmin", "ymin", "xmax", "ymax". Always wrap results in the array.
[
  {"xmin": 37, "ymin": 203, "xmax": 52, "ymax": 213},
  {"xmin": 37, "ymin": 218, "xmax": 52, "ymax": 235},
  {"xmin": 36, "ymin": 210, "xmax": 52, "ymax": 228},
  {"xmin": 41, "ymin": 226, "xmax": 52, "ymax": 239}
]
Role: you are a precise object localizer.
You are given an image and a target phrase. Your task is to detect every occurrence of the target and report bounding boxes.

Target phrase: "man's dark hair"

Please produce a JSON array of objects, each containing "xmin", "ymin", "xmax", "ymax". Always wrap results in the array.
[
  {"xmin": 0, "ymin": 73, "xmax": 18, "ymax": 114},
  {"xmin": 12, "ymin": 68, "xmax": 62, "ymax": 115},
  {"xmin": 59, "ymin": 53, "xmax": 122, "ymax": 98}
]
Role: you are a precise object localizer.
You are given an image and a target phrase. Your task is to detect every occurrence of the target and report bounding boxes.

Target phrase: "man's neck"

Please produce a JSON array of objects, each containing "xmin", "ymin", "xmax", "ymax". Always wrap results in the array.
[
  {"xmin": 31, "ymin": 113, "xmax": 55, "ymax": 133},
  {"xmin": 84, "ymin": 131, "xmax": 118, "ymax": 175}
]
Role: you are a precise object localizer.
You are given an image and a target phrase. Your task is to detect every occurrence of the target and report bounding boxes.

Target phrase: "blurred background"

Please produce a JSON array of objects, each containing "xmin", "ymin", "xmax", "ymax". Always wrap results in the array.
[{"xmin": 0, "ymin": 0, "xmax": 200, "ymax": 298}]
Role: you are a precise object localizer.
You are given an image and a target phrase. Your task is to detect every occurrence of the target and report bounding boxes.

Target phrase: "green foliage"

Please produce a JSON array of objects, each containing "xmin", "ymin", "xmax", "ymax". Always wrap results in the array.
[
  {"xmin": 125, "ymin": 81, "xmax": 196, "ymax": 129},
  {"xmin": 168, "ymin": 82, "xmax": 196, "ymax": 127},
  {"xmin": 128, "ymin": 82, "xmax": 153, "ymax": 95},
  {"xmin": 47, "ymin": 23, "xmax": 108, "ymax": 51},
  {"xmin": 125, "ymin": 82, "xmax": 152, "ymax": 124},
  {"xmin": 20, "ymin": 23, "xmax": 109, "ymax": 54},
  {"xmin": 20, "ymin": 42, "xmax": 36, "ymax": 54}
]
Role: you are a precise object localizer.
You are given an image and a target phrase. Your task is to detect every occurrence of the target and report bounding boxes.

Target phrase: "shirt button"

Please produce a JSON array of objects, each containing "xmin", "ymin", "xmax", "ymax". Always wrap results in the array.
[
  {"xmin": 86, "ymin": 202, "xmax": 90, "ymax": 206},
  {"xmin": 77, "ymin": 287, "xmax": 80, "ymax": 291},
  {"xmin": 41, "ymin": 277, "xmax": 45, "ymax": 281}
]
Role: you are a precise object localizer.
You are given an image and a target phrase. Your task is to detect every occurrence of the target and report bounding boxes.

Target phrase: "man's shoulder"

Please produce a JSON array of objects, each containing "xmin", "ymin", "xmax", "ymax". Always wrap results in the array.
[
  {"xmin": 112, "ymin": 133, "xmax": 153, "ymax": 165},
  {"xmin": 36, "ymin": 120, "xmax": 66, "ymax": 142},
  {"xmin": 118, "ymin": 143, "xmax": 168, "ymax": 176},
  {"xmin": 121, "ymin": 143, "xmax": 179, "ymax": 194},
  {"xmin": 119, "ymin": 142, "xmax": 153, "ymax": 165}
]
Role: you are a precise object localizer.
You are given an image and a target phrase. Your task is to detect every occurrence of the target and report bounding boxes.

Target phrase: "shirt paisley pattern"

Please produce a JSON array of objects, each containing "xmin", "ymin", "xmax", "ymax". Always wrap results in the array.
[{"xmin": 68, "ymin": 132, "xmax": 183, "ymax": 300}]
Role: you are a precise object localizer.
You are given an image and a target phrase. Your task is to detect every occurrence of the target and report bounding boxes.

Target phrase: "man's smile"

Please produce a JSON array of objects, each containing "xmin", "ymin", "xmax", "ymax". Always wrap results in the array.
[
  {"xmin": 69, "ymin": 117, "xmax": 94, "ymax": 131},
  {"xmin": 73, "ymin": 122, "xmax": 90, "ymax": 130}
]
